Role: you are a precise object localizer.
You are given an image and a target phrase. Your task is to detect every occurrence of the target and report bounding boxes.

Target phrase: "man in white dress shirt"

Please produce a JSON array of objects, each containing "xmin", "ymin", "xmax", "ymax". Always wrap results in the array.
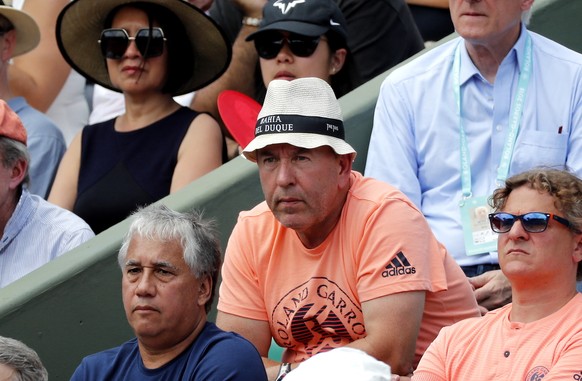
[{"xmin": 365, "ymin": 0, "xmax": 582, "ymax": 309}]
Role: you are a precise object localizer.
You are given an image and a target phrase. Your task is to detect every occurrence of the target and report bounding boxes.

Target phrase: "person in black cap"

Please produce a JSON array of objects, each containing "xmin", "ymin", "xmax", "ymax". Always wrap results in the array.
[
  {"xmin": 247, "ymin": 0, "xmax": 355, "ymax": 98},
  {"xmin": 190, "ymin": 0, "xmax": 424, "ymax": 160},
  {"xmin": 220, "ymin": 0, "xmax": 405, "ymax": 158},
  {"xmin": 48, "ymin": 0, "xmax": 231, "ymax": 234},
  {"xmin": 214, "ymin": 0, "xmax": 358, "ymax": 155}
]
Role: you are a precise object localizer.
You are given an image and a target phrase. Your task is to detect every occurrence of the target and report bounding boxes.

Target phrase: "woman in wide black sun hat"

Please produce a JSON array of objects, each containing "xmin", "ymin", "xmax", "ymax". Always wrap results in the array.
[{"xmin": 49, "ymin": 0, "xmax": 232, "ymax": 234}]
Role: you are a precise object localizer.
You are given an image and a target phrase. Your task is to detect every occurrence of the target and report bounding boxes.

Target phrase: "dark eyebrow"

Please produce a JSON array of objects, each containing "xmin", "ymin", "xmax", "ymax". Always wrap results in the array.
[
  {"xmin": 295, "ymin": 148, "xmax": 311, "ymax": 155},
  {"xmin": 258, "ymin": 147, "xmax": 311, "ymax": 157},
  {"xmin": 124, "ymin": 260, "xmax": 178, "ymax": 271},
  {"xmin": 257, "ymin": 148, "xmax": 274, "ymax": 157}
]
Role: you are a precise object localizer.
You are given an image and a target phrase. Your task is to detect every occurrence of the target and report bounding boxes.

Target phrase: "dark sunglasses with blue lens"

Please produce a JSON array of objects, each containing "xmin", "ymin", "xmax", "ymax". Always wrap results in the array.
[
  {"xmin": 488, "ymin": 212, "xmax": 573, "ymax": 233},
  {"xmin": 254, "ymin": 32, "xmax": 323, "ymax": 59},
  {"xmin": 99, "ymin": 27, "xmax": 166, "ymax": 60}
]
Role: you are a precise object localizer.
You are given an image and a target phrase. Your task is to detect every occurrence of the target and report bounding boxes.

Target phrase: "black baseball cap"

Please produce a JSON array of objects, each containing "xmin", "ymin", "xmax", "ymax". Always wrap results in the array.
[{"xmin": 246, "ymin": 0, "xmax": 347, "ymax": 46}]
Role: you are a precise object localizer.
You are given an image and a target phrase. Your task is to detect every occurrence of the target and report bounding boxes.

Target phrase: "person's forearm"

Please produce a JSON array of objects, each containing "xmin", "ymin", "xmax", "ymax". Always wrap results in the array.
[
  {"xmin": 263, "ymin": 358, "xmax": 299, "ymax": 381},
  {"xmin": 265, "ymin": 362, "xmax": 281, "ymax": 381},
  {"xmin": 406, "ymin": 0, "xmax": 449, "ymax": 9},
  {"xmin": 345, "ymin": 337, "xmax": 415, "ymax": 376},
  {"xmin": 191, "ymin": 24, "xmax": 259, "ymax": 129},
  {"xmin": 9, "ymin": 0, "xmax": 71, "ymax": 111}
]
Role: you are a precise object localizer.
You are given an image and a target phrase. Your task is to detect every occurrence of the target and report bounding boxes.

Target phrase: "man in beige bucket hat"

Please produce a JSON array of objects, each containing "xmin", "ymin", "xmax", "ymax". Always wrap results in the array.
[{"xmin": 217, "ymin": 77, "xmax": 480, "ymax": 379}]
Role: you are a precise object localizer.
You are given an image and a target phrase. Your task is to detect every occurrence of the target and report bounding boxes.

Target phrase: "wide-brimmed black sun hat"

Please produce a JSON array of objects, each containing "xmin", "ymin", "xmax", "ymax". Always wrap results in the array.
[{"xmin": 56, "ymin": 0, "xmax": 231, "ymax": 95}]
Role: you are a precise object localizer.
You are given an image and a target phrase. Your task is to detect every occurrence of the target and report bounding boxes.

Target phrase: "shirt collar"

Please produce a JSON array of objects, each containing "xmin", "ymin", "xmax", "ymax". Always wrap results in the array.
[
  {"xmin": 459, "ymin": 23, "xmax": 529, "ymax": 85},
  {"xmin": 1, "ymin": 188, "xmax": 35, "ymax": 250},
  {"xmin": 6, "ymin": 97, "xmax": 28, "ymax": 114}
]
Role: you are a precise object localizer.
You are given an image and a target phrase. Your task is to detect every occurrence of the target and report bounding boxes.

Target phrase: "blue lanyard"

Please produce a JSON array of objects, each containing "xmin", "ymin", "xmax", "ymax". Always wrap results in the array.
[{"xmin": 453, "ymin": 34, "xmax": 533, "ymax": 200}]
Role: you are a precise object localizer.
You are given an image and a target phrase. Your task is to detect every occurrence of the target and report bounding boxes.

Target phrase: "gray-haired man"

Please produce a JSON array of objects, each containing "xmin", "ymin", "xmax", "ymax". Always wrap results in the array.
[
  {"xmin": 0, "ymin": 336, "xmax": 48, "ymax": 380},
  {"xmin": 70, "ymin": 204, "xmax": 267, "ymax": 381}
]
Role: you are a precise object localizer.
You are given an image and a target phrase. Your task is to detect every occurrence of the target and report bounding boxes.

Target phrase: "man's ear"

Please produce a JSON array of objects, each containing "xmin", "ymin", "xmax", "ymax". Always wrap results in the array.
[
  {"xmin": 197, "ymin": 275, "xmax": 212, "ymax": 307},
  {"xmin": 338, "ymin": 153, "xmax": 354, "ymax": 175},
  {"xmin": 336, "ymin": 153, "xmax": 353, "ymax": 190},
  {"xmin": 572, "ymin": 233, "xmax": 582, "ymax": 265},
  {"xmin": 8, "ymin": 158, "xmax": 27, "ymax": 190},
  {"xmin": 521, "ymin": 0, "xmax": 535, "ymax": 12}
]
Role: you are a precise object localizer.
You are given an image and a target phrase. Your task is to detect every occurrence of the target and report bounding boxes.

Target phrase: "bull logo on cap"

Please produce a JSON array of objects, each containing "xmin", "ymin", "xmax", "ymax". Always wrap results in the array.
[{"xmin": 274, "ymin": 0, "xmax": 306, "ymax": 14}]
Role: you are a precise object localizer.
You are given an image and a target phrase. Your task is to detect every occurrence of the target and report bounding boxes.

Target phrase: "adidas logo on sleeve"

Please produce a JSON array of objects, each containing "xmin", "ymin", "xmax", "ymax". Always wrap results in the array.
[{"xmin": 382, "ymin": 251, "xmax": 416, "ymax": 277}]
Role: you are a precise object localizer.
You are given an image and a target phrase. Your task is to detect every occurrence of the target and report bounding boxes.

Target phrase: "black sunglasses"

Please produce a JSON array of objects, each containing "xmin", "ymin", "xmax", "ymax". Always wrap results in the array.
[
  {"xmin": 99, "ymin": 27, "xmax": 166, "ymax": 60},
  {"xmin": 254, "ymin": 32, "xmax": 322, "ymax": 59},
  {"xmin": 488, "ymin": 212, "xmax": 572, "ymax": 233}
]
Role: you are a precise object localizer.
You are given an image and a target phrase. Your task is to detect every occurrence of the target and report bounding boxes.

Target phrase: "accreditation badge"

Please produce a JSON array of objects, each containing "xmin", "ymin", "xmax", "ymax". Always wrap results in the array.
[{"xmin": 460, "ymin": 195, "xmax": 498, "ymax": 256}]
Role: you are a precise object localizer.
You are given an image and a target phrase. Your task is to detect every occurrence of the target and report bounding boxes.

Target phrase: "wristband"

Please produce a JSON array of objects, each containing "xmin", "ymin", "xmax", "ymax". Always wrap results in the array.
[
  {"xmin": 242, "ymin": 16, "xmax": 262, "ymax": 27},
  {"xmin": 275, "ymin": 362, "xmax": 292, "ymax": 381}
]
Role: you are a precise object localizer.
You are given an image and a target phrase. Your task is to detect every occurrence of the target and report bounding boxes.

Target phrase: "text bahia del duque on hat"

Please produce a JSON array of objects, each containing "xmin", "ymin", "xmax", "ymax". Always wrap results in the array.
[{"xmin": 242, "ymin": 77, "xmax": 356, "ymax": 162}]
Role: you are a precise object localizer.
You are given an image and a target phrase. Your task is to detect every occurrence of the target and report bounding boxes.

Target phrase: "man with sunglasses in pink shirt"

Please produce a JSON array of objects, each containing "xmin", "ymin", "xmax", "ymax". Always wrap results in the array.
[{"xmin": 409, "ymin": 168, "xmax": 582, "ymax": 381}]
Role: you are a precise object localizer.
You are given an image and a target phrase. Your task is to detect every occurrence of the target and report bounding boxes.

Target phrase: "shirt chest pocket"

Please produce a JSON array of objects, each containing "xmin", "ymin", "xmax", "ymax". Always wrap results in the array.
[{"xmin": 510, "ymin": 131, "xmax": 568, "ymax": 174}]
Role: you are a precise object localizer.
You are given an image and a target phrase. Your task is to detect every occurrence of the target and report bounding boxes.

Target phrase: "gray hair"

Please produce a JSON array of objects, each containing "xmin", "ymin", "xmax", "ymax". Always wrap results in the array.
[
  {"xmin": 0, "ymin": 336, "xmax": 48, "ymax": 381},
  {"xmin": 118, "ymin": 204, "xmax": 222, "ymax": 313},
  {"xmin": 0, "ymin": 137, "xmax": 30, "ymax": 188}
]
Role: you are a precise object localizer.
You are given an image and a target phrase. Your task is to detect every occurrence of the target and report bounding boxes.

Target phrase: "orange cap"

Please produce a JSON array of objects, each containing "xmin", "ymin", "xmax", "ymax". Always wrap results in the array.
[{"xmin": 0, "ymin": 100, "xmax": 26, "ymax": 145}]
